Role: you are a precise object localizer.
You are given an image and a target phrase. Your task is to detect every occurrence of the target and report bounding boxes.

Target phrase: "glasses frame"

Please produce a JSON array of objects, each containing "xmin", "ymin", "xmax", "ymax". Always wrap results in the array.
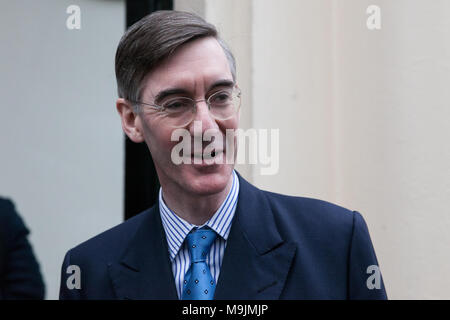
[{"xmin": 128, "ymin": 85, "xmax": 241, "ymax": 127}]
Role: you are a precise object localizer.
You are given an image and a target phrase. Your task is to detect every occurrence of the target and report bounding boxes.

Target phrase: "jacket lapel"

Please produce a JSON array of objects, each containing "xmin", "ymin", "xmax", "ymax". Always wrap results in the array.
[
  {"xmin": 107, "ymin": 172, "xmax": 297, "ymax": 300},
  {"xmin": 107, "ymin": 205, "xmax": 178, "ymax": 300},
  {"xmin": 214, "ymin": 173, "xmax": 297, "ymax": 299}
]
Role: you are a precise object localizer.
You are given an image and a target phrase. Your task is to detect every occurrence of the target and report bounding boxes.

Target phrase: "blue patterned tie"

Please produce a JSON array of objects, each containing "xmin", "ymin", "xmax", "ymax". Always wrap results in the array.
[{"xmin": 181, "ymin": 228, "xmax": 217, "ymax": 300}]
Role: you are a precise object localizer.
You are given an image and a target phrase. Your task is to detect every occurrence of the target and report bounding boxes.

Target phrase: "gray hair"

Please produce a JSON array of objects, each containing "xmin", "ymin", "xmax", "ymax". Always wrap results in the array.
[{"xmin": 115, "ymin": 10, "xmax": 236, "ymax": 111}]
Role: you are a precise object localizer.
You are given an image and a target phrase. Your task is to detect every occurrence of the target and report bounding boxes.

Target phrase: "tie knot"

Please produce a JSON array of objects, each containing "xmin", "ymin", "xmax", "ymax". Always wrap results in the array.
[{"xmin": 186, "ymin": 228, "xmax": 217, "ymax": 263}]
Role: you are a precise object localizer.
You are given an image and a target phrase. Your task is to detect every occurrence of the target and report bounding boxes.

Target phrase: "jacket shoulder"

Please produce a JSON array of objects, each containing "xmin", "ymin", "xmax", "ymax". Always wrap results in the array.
[
  {"xmin": 67, "ymin": 207, "xmax": 155, "ymax": 263},
  {"xmin": 261, "ymin": 190, "xmax": 357, "ymax": 240},
  {"xmin": 263, "ymin": 190, "xmax": 355, "ymax": 221}
]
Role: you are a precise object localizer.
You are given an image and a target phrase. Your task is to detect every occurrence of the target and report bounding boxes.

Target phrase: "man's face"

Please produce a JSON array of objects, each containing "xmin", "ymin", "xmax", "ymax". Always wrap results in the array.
[{"xmin": 132, "ymin": 37, "xmax": 239, "ymax": 196}]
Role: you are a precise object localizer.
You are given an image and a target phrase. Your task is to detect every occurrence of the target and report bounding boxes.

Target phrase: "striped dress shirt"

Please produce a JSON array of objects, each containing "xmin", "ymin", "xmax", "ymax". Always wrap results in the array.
[{"xmin": 159, "ymin": 170, "xmax": 240, "ymax": 299}]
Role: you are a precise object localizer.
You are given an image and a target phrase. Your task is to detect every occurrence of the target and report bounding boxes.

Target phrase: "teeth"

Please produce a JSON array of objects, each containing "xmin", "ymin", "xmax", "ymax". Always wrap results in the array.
[{"xmin": 191, "ymin": 150, "xmax": 223, "ymax": 160}]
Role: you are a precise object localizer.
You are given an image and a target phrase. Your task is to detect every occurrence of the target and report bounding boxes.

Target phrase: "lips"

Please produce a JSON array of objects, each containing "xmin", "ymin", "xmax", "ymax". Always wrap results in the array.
[{"xmin": 191, "ymin": 149, "xmax": 224, "ymax": 160}]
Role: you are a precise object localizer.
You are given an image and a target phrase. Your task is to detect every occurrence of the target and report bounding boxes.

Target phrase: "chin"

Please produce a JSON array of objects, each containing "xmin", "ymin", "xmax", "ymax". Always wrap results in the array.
[{"xmin": 182, "ymin": 164, "xmax": 233, "ymax": 196}]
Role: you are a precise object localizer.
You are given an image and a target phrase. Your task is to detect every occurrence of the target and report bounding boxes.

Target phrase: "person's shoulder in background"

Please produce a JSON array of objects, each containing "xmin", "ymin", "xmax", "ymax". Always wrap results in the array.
[{"xmin": 0, "ymin": 197, "xmax": 45, "ymax": 300}]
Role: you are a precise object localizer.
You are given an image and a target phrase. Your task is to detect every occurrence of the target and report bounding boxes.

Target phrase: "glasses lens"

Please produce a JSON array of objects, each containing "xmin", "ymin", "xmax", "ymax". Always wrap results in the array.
[
  {"xmin": 161, "ymin": 97, "xmax": 195, "ymax": 127},
  {"xmin": 209, "ymin": 88, "xmax": 241, "ymax": 120}
]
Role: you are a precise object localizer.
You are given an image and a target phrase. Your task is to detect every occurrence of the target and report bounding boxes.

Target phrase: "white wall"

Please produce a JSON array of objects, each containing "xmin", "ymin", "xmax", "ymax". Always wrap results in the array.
[
  {"xmin": 251, "ymin": 0, "xmax": 335, "ymax": 199},
  {"xmin": 332, "ymin": 0, "xmax": 450, "ymax": 299},
  {"xmin": 176, "ymin": 0, "xmax": 450, "ymax": 299},
  {"xmin": 0, "ymin": 0, "xmax": 125, "ymax": 299}
]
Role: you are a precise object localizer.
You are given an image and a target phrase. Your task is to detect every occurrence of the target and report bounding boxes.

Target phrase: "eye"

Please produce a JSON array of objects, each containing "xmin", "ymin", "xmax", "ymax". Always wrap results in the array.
[
  {"xmin": 162, "ymin": 98, "xmax": 192, "ymax": 111},
  {"xmin": 210, "ymin": 91, "xmax": 232, "ymax": 105}
]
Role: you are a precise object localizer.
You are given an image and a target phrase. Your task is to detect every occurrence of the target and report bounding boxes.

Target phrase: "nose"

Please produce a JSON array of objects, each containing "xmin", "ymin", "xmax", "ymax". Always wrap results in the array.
[{"xmin": 188, "ymin": 99, "xmax": 218, "ymax": 136}]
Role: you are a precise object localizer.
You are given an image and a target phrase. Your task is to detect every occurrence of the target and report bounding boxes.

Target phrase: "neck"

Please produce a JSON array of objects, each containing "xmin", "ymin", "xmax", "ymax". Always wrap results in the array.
[{"xmin": 160, "ymin": 173, "xmax": 234, "ymax": 226}]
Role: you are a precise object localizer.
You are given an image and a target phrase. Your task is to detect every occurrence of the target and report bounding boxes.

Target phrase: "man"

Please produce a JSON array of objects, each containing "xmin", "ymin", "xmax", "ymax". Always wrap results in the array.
[
  {"xmin": 0, "ymin": 197, "xmax": 45, "ymax": 299},
  {"xmin": 59, "ymin": 10, "xmax": 387, "ymax": 300}
]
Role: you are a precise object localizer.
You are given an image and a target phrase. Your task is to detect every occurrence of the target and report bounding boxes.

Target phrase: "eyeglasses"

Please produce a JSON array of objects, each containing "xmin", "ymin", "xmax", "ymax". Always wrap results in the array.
[{"xmin": 129, "ymin": 86, "xmax": 241, "ymax": 128}]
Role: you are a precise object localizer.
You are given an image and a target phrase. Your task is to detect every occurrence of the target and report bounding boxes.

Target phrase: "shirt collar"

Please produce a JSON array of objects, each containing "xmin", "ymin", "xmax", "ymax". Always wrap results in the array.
[{"xmin": 159, "ymin": 170, "xmax": 239, "ymax": 261}]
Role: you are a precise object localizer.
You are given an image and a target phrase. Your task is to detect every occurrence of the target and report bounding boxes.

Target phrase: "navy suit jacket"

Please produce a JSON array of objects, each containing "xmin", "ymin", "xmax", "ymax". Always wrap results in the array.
[
  {"xmin": 59, "ymin": 172, "xmax": 387, "ymax": 299},
  {"xmin": 0, "ymin": 198, "xmax": 45, "ymax": 299}
]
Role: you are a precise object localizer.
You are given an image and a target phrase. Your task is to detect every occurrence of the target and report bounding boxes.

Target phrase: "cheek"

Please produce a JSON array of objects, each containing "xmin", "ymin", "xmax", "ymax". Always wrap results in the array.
[
  {"xmin": 148, "ymin": 131, "xmax": 177, "ymax": 155},
  {"xmin": 140, "ymin": 119, "xmax": 177, "ymax": 157}
]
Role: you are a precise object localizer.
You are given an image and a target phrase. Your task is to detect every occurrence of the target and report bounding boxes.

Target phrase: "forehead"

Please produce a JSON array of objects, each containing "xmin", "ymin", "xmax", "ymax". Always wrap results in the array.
[{"xmin": 142, "ymin": 37, "xmax": 233, "ymax": 97}]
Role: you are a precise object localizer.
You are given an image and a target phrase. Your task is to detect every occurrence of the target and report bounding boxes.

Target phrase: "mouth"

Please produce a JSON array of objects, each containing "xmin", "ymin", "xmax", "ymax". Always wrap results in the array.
[{"xmin": 191, "ymin": 149, "xmax": 224, "ymax": 163}]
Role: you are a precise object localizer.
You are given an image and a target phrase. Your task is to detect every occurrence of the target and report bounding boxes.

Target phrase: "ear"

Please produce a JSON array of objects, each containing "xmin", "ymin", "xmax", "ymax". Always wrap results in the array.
[{"xmin": 116, "ymin": 98, "xmax": 144, "ymax": 143}]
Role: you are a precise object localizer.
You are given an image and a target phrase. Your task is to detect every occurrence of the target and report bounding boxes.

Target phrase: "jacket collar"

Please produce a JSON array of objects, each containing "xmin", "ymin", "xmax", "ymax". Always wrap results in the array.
[{"xmin": 107, "ymin": 206, "xmax": 178, "ymax": 299}]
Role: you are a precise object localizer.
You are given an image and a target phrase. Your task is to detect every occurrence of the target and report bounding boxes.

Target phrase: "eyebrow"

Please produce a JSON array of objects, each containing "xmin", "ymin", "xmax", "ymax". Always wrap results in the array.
[{"xmin": 154, "ymin": 79, "xmax": 235, "ymax": 103}]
